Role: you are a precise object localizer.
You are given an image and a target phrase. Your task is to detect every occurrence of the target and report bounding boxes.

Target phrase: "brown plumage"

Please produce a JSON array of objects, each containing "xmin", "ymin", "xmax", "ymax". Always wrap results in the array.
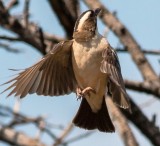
[
  {"xmin": 2, "ymin": 41, "xmax": 77, "ymax": 98},
  {"xmin": 73, "ymin": 97, "xmax": 115, "ymax": 132},
  {"xmin": 2, "ymin": 8, "xmax": 130, "ymax": 132}
]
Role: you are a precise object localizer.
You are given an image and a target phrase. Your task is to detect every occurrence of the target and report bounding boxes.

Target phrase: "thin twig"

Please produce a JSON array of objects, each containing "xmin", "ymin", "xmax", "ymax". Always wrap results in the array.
[
  {"xmin": 0, "ymin": 1, "xmax": 62, "ymax": 55},
  {"xmin": 23, "ymin": 0, "xmax": 30, "ymax": 28},
  {"xmin": 6, "ymin": 0, "xmax": 18, "ymax": 11},
  {"xmin": 53, "ymin": 123, "xmax": 74, "ymax": 146},
  {"xmin": 0, "ymin": 35, "xmax": 22, "ymax": 41},
  {"xmin": 63, "ymin": 131, "xmax": 94, "ymax": 145},
  {"xmin": 116, "ymin": 48, "xmax": 160, "ymax": 55},
  {"xmin": 0, "ymin": 104, "xmax": 58, "ymax": 141},
  {"xmin": 0, "ymin": 42, "xmax": 21, "ymax": 53},
  {"xmin": 139, "ymin": 98, "xmax": 157, "ymax": 109}
]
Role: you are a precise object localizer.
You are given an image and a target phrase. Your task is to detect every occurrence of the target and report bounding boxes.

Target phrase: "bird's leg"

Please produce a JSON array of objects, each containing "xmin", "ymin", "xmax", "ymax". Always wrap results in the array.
[
  {"xmin": 82, "ymin": 87, "xmax": 96, "ymax": 97},
  {"xmin": 76, "ymin": 87, "xmax": 96, "ymax": 100},
  {"xmin": 76, "ymin": 87, "xmax": 82, "ymax": 100}
]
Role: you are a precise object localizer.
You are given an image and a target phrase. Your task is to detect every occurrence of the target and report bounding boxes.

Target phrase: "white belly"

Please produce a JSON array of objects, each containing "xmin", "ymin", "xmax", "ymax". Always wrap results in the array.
[{"xmin": 72, "ymin": 36, "xmax": 109, "ymax": 112}]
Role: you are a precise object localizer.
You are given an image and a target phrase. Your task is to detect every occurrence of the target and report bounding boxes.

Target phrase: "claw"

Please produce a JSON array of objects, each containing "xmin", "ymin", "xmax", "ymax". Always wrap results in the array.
[
  {"xmin": 82, "ymin": 87, "xmax": 96, "ymax": 97},
  {"xmin": 76, "ymin": 87, "xmax": 96, "ymax": 100},
  {"xmin": 76, "ymin": 87, "xmax": 82, "ymax": 100}
]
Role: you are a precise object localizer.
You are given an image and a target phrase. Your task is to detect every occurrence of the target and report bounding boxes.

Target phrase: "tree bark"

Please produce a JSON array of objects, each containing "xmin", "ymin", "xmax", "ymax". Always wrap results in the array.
[
  {"xmin": 122, "ymin": 98, "xmax": 160, "ymax": 146},
  {"xmin": 0, "ymin": 127, "xmax": 46, "ymax": 146},
  {"xmin": 107, "ymin": 98, "xmax": 139, "ymax": 146}
]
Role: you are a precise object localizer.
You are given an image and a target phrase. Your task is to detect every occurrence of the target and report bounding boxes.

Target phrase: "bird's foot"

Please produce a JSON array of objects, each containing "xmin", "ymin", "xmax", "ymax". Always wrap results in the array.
[
  {"xmin": 76, "ymin": 87, "xmax": 96, "ymax": 100},
  {"xmin": 76, "ymin": 87, "xmax": 82, "ymax": 100},
  {"xmin": 82, "ymin": 87, "xmax": 96, "ymax": 97}
]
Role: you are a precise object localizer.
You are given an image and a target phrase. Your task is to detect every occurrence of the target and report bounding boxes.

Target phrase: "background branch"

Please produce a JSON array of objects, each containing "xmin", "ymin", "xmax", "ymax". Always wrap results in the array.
[
  {"xmin": 6, "ymin": 0, "xmax": 19, "ymax": 11},
  {"xmin": 48, "ymin": 0, "xmax": 77, "ymax": 38},
  {"xmin": 53, "ymin": 123, "xmax": 74, "ymax": 146},
  {"xmin": 0, "ymin": 42, "xmax": 21, "ymax": 53},
  {"xmin": 121, "ymin": 97, "xmax": 160, "ymax": 146},
  {"xmin": 0, "ymin": 127, "xmax": 46, "ymax": 146},
  {"xmin": 107, "ymin": 98, "xmax": 139, "ymax": 146},
  {"xmin": 0, "ymin": 35, "xmax": 22, "ymax": 42},
  {"xmin": 124, "ymin": 80, "xmax": 160, "ymax": 98},
  {"xmin": 23, "ymin": 0, "xmax": 30, "ymax": 28},
  {"xmin": 116, "ymin": 48, "xmax": 160, "ymax": 55}
]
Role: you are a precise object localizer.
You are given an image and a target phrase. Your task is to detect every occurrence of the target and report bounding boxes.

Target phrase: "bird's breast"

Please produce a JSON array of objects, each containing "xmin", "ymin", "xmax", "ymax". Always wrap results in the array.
[{"xmin": 72, "ymin": 36, "xmax": 107, "ymax": 89}]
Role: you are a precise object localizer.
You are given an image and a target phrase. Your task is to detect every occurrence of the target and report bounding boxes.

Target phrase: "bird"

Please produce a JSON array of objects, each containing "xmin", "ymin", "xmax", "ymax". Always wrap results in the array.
[{"xmin": 2, "ymin": 8, "xmax": 130, "ymax": 132}]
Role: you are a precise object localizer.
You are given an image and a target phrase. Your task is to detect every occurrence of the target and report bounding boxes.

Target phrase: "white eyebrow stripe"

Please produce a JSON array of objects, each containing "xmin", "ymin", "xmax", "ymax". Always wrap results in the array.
[{"xmin": 77, "ymin": 11, "xmax": 91, "ymax": 30}]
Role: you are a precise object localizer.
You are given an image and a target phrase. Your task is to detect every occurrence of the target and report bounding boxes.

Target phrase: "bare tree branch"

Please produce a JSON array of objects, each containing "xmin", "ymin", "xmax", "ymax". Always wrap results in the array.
[
  {"xmin": 0, "ymin": 127, "xmax": 46, "ymax": 146},
  {"xmin": 23, "ymin": 0, "xmax": 30, "ymax": 28},
  {"xmin": 6, "ymin": 0, "xmax": 19, "ymax": 11},
  {"xmin": 0, "ymin": 104, "xmax": 58, "ymax": 143},
  {"xmin": 116, "ymin": 48, "xmax": 160, "ymax": 55},
  {"xmin": 0, "ymin": 35, "xmax": 22, "ymax": 41},
  {"xmin": 48, "ymin": 0, "xmax": 76, "ymax": 38},
  {"xmin": 63, "ymin": 131, "xmax": 94, "ymax": 145},
  {"xmin": 107, "ymin": 98, "xmax": 139, "ymax": 146},
  {"xmin": 122, "ymin": 97, "xmax": 160, "ymax": 146},
  {"xmin": 124, "ymin": 80, "xmax": 160, "ymax": 98},
  {"xmin": 64, "ymin": 0, "xmax": 79, "ymax": 19},
  {"xmin": 53, "ymin": 123, "xmax": 74, "ymax": 146},
  {"xmin": 0, "ymin": 42, "xmax": 21, "ymax": 53},
  {"xmin": 0, "ymin": 1, "xmax": 62, "ymax": 55}
]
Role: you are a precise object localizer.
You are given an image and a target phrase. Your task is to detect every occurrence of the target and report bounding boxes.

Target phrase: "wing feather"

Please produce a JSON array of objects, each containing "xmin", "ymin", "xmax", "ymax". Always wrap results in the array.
[
  {"xmin": 2, "ymin": 41, "xmax": 77, "ymax": 98},
  {"xmin": 100, "ymin": 44, "xmax": 130, "ymax": 109}
]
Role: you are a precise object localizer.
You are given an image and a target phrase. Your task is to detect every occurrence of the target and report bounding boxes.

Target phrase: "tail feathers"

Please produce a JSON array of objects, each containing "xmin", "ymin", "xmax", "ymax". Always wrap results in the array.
[{"xmin": 73, "ymin": 97, "xmax": 115, "ymax": 132}]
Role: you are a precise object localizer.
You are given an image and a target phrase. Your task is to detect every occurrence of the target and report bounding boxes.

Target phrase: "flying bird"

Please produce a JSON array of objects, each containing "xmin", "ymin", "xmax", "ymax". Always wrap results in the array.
[{"xmin": 2, "ymin": 8, "xmax": 130, "ymax": 132}]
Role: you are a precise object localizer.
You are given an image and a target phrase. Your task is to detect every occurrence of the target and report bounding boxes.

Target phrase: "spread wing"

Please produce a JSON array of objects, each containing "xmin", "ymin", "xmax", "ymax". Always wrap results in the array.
[
  {"xmin": 2, "ymin": 41, "xmax": 77, "ymax": 98},
  {"xmin": 100, "ymin": 44, "xmax": 130, "ymax": 109}
]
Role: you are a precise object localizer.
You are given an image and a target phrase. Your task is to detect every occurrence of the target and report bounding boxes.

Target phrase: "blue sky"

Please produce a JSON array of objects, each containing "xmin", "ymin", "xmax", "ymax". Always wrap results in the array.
[{"xmin": 0, "ymin": 0, "xmax": 160, "ymax": 146}]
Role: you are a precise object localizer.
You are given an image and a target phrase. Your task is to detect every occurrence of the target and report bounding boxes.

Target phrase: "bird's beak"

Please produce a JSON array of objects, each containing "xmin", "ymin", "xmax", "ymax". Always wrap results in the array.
[{"xmin": 94, "ymin": 8, "xmax": 101, "ymax": 17}]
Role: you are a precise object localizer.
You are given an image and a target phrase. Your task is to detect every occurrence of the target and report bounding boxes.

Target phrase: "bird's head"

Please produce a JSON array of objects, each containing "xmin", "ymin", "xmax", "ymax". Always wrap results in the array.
[{"xmin": 73, "ymin": 8, "xmax": 101, "ymax": 41}]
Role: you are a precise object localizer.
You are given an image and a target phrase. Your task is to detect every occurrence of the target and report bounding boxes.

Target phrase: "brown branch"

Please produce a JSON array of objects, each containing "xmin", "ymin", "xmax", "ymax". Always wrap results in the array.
[
  {"xmin": 0, "ymin": 127, "xmax": 46, "ymax": 146},
  {"xmin": 37, "ymin": 27, "xmax": 47, "ymax": 54},
  {"xmin": 116, "ymin": 48, "xmax": 160, "ymax": 55},
  {"xmin": 6, "ymin": 0, "xmax": 19, "ymax": 11},
  {"xmin": 48, "ymin": 0, "xmax": 76, "ymax": 38},
  {"xmin": 63, "ymin": 131, "xmax": 94, "ymax": 145},
  {"xmin": 107, "ymin": 98, "xmax": 139, "ymax": 146},
  {"xmin": 0, "ymin": 0, "xmax": 44, "ymax": 54},
  {"xmin": 64, "ymin": 0, "xmax": 79, "ymax": 19},
  {"xmin": 53, "ymin": 123, "xmax": 74, "ymax": 146},
  {"xmin": 124, "ymin": 80, "xmax": 160, "ymax": 98},
  {"xmin": 0, "ymin": 104, "xmax": 58, "ymax": 142},
  {"xmin": 121, "ymin": 97, "xmax": 160, "ymax": 146},
  {"xmin": 23, "ymin": 0, "xmax": 30, "ymax": 28},
  {"xmin": 83, "ymin": 0, "xmax": 159, "ymax": 83},
  {"xmin": 0, "ymin": 1, "xmax": 62, "ymax": 55},
  {"xmin": 0, "ymin": 35, "xmax": 22, "ymax": 41}
]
